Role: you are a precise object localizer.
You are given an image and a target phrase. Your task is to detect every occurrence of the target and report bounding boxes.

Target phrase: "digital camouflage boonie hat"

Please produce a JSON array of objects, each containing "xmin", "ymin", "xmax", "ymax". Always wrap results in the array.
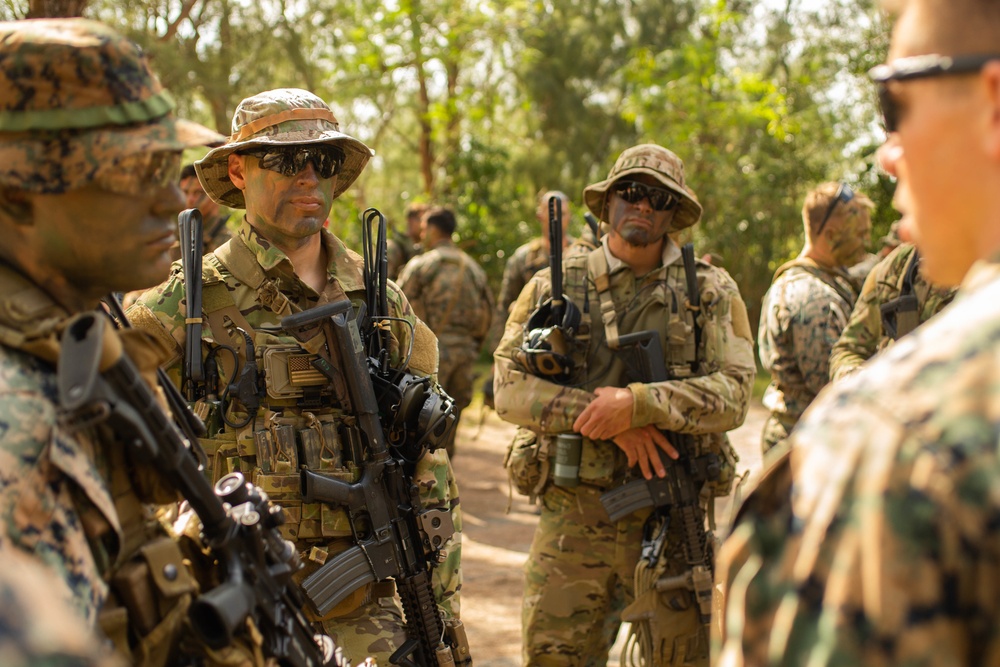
[
  {"xmin": 195, "ymin": 88, "xmax": 374, "ymax": 209},
  {"xmin": 0, "ymin": 18, "xmax": 225, "ymax": 194},
  {"xmin": 583, "ymin": 143, "xmax": 703, "ymax": 232}
]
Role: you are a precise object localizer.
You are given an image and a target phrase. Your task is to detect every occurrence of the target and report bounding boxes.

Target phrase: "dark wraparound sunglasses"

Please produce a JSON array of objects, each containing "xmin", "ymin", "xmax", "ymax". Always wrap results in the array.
[
  {"xmin": 611, "ymin": 180, "xmax": 679, "ymax": 212},
  {"xmin": 816, "ymin": 183, "xmax": 854, "ymax": 236},
  {"xmin": 238, "ymin": 144, "xmax": 346, "ymax": 179},
  {"xmin": 870, "ymin": 53, "xmax": 1000, "ymax": 132}
]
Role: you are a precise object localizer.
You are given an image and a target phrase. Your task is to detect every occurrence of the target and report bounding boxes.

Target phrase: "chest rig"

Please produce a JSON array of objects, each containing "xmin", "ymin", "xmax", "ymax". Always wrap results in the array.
[
  {"xmin": 564, "ymin": 244, "xmax": 701, "ymax": 389},
  {"xmin": 194, "ymin": 239, "xmax": 364, "ymax": 546}
]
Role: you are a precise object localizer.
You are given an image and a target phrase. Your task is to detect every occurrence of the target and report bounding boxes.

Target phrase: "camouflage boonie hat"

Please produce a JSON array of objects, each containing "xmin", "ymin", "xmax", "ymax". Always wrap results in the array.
[
  {"xmin": 0, "ymin": 18, "xmax": 225, "ymax": 194},
  {"xmin": 583, "ymin": 143, "xmax": 703, "ymax": 232},
  {"xmin": 195, "ymin": 88, "xmax": 373, "ymax": 209}
]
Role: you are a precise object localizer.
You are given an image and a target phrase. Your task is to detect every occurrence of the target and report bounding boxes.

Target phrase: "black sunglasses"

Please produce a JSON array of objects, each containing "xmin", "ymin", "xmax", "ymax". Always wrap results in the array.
[
  {"xmin": 239, "ymin": 144, "xmax": 346, "ymax": 179},
  {"xmin": 869, "ymin": 53, "xmax": 1000, "ymax": 132},
  {"xmin": 816, "ymin": 183, "xmax": 854, "ymax": 236},
  {"xmin": 612, "ymin": 180, "xmax": 679, "ymax": 212}
]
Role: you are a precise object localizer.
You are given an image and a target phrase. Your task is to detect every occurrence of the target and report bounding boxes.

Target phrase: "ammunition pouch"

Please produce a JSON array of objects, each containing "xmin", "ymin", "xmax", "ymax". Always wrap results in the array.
[{"xmin": 104, "ymin": 536, "xmax": 198, "ymax": 667}]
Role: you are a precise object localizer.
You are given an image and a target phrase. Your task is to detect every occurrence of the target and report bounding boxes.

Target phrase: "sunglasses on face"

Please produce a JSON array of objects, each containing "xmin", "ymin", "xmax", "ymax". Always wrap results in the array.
[
  {"xmin": 869, "ymin": 53, "xmax": 1000, "ymax": 132},
  {"xmin": 94, "ymin": 150, "xmax": 182, "ymax": 197},
  {"xmin": 611, "ymin": 180, "xmax": 679, "ymax": 212},
  {"xmin": 239, "ymin": 144, "xmax": 346, "ymax": 179},
  {"xmin": 816, "ymin": 183, "xmax": 855, "ymax": 236}
]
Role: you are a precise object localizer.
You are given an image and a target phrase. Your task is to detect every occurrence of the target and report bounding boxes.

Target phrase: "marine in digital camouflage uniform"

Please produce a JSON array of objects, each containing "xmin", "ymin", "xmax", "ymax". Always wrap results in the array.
[
  {"xmin": 714, "ymin": 1, "xmax": 1000, "ymax": 664},
  {"xmin": 128, "ymin": 88, "xmax": 468, "ymax": 665},
  {"xmin": 494, "ymin": 144, "xmax": 755, "ymax": 666},
  {"xmin": 0, "ymin": 549, "xmax": 123, "ymax": 667},
  {"xmin": 829, "ymin": 242, "xmax": 956, "ymax": 381},
  {"xmin": 397, "ymin": 206, "xmax": 493, "ymax": 458},
  {"xmin": 0, "ymin": 17, "xmax": 267, "ymax": 666},
  {"xmin": 758, "ymin": 182, "xmax": 873, "ymax": 451}
]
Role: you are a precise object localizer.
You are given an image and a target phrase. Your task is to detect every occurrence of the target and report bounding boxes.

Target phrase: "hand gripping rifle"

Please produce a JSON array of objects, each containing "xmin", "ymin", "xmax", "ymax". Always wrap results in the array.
[
  {"xmin": 511, "ymin": 195, "xmax": 582, "ymax": 384},
  {"xmin": 57, "ymin": 310, "xmax": 343, "ymax": 667},
  {"xmin": 282, "ymin": 301, "xmax": 467, "ymax": 667}
]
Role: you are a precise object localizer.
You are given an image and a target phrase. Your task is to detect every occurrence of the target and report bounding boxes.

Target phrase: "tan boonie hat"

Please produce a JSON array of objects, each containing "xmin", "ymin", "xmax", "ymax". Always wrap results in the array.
[
  {"xmin": 195, "ymin": 88, "xmax": 373, "ymax": 209},
  {"xmin": 583, "ymin": 143, "xmax": 703, "ymax": 232},
  {"xmin": 0, "ymin": 18, "xmax": 225, "ymax": 194}
]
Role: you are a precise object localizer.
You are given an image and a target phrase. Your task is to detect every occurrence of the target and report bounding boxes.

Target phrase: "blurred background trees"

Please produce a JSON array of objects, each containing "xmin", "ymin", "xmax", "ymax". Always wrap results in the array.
[{"xmin": 3, "ymin": 0, "xmax": 894, "ymax": 332}]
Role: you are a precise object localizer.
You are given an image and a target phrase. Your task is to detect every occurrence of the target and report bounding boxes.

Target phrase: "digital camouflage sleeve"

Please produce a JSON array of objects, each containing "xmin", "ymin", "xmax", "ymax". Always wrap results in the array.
[{"xmin": 716, "ymin": 260, "xmax": 1000, "ymax": 667}]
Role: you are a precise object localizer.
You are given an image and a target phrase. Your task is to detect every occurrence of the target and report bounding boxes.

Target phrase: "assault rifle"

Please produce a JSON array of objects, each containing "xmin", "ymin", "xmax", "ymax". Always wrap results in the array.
[
  {"xmin": 599, "ymin": 271, "xmax": 718, "ymax": 635},
  {"xmin": 282, "ymin": 300, "xmax": 468, "ymax": 667},
  {"xmin": 57, "ymin": 310, "xmax": 342, "ymax": 667}
]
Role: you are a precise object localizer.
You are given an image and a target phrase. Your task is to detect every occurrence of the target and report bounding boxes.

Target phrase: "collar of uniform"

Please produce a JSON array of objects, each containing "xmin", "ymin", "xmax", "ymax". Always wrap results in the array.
[
  {"xmin": 237, "ymin": 217, "xmax": 294, "ymax": 273},
  {"xmin": 427, "ymin": 237, "xmax": 455, "ymax": 251},
  {"xmin": 600, "ymin": 233, "xmax": 681, "ymax": 274},
  {"xmin": 323, "ymin": 228, "xmax": 366, "ymax": 292},
  {"xmin": 958, "ymin": 254, "xmax": 1000, "ymax": 295}
]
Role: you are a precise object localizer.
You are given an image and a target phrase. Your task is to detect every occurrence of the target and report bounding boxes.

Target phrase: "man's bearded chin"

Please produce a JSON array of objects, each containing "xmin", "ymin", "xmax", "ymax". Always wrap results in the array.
[{"xmin": 619, "ymin": 224, "xmax": 663, "ymax": 248}]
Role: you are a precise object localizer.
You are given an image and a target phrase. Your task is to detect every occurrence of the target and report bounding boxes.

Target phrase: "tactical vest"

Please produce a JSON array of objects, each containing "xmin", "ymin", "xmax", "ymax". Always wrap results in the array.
[
  {"xmin": 193, "ymin": 239, "xmax": 362, "ymax": 547},
  {"xmin": 0, "ymin": 266, "xmax": 197, "ymax": 666},
  {"xmin": 542, "ymin": 246, "xmax": 703, "ymax": 488}
]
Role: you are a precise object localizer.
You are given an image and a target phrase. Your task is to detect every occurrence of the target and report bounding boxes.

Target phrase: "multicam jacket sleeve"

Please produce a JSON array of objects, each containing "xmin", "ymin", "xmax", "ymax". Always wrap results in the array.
[
  {"xmin": 715, "ymin": 261, "xmax": 1000, "ymax": 667},
  {"xmin": 830, "ymin": 244, "xmax": 957, "ymax": 382}
]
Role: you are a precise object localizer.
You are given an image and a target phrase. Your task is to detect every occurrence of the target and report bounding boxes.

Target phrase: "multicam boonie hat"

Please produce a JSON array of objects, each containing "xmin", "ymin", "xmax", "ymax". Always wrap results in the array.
[
  {"xmin": 0, "ymin": 18, "xmax": 225, "ymax": 194},
  {"xmin": 195, "ymin": 89, "xmax": 374, "ymax": 209},
  {"xmin": 583, "ymin": 143, "xmax": 703, "ymax": 232}
]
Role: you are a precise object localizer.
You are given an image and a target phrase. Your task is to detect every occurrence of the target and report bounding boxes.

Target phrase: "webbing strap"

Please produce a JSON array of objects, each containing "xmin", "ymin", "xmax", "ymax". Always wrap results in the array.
[
  {"xmin": 587, "ymin": 247, "xmax": 621, "ymax": 349},
  {"xmin": 214, "ymin": 238, "xmax": 296, "ymax": 319}
]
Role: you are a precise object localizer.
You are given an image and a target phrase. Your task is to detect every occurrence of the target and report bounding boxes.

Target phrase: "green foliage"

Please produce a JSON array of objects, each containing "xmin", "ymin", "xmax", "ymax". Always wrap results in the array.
[{"xmin": 9, "ymin": 0, "xmax": 894, "ymax": 333}]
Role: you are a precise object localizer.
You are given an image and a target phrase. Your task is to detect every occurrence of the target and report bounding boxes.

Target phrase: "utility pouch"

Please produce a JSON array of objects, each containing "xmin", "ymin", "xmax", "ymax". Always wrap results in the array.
[
  {"xmin": 109, "ymin": 536, "xmax": 198, "ymax": 667},
  {"xmin": 503, "ymin": 428, "xmax": 550, "ymax": 500},
  {"xmin": 262, "ymin": 345, "xmax": 331, "ymax": 400}
]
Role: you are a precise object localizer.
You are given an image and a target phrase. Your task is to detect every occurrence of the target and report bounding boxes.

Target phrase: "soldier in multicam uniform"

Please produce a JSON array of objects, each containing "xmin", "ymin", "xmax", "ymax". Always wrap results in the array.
[
  {"xmin": 179, "ymin": 163, "xmax": 233, "ymax": 254},
  {"xmin": 397, "ymin": 207, "xmax": 493, "ymax": 458},
  {"xmin": 387, "ymin": 202, "xmax": 428, "ymax": 280},
  {"xmin": 494, "ymin": 191, "xmax": 574, "ymax": 329},
  {"xmin": 128, "ymin": 87, "xmax": 468, "ymax": 665},
  {"xmin": 494, "ymin": 144, "xmax": 755, "ymax": 666},
  {"xmin": 0, "ymin": 17, "xmax": 276, "ymax": 665},
  {"xmin": 829, "ymin": 241, "xmax": 956, "ymax": 381},
  {"xmin": 757, "ymin": 182, "xmax": 873, "ymax": 451},
  {"xmin": 714, "ymin": 1, "xmax": 1000, "ymax": 665}
]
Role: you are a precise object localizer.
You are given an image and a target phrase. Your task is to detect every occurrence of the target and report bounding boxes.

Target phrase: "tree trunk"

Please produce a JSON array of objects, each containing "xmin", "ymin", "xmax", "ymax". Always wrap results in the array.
[{"xmin": 27, "ymin": 0, "xmax": 87, "ymax": 18}]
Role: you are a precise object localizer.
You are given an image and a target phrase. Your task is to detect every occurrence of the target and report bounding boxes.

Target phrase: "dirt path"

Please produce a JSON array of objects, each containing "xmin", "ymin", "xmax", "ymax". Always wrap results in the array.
[{"xmin": 451, "ymin": 400, "xmax": 768, "ymax": 666}]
